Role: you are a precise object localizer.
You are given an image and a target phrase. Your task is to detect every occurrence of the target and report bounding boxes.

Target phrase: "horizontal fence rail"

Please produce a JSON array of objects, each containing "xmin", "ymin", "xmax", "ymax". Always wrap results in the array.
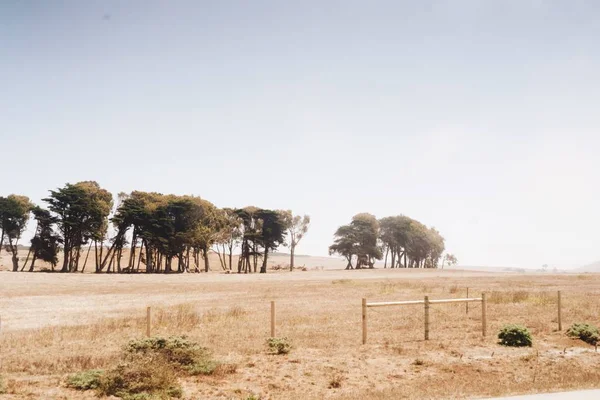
[
  {"xmin": 366, "ymin": 298, "xmax": 483, "ymax": 307},
  {"xmin": 362, "ymin": 294, "xmax": 487, "ymax": 344}
]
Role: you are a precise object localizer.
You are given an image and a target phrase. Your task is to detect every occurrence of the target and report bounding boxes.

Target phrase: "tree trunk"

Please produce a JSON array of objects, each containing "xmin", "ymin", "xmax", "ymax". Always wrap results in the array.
[
  {"xmin": 260, "ymin": 248, "xmax": 268, "ymax": 273},
  {"xmin": 98, "ymin": 238, "xmax": 120, "ymax": 272},
  {"xmin": 128, "ymin": 230, "xmax": 137, "ymax": 270},
  {"xmin": 81, "ymin": 242, "xmax": 93, "ymax": 273},
  {"xmin": 29, "ymin": 254, "xmax": 37, "ymax": 272},
  {"xmin": 61, "ymin": 242, "xmax": 70, "ymax": 272},
  {"xmin": 20, "ymin": 247, "xmax": 33, "ymax": 271},
  {"xmin": 289, "ymin": 244, "xmax": 295, "ymax": 272},
  {"xmin": 137, "ymin": 241, "xmax": 145, "ymax": 272},
  {"xmin": 228, "ymin": 244, "xmax": 233, "ymax": 271},
  {"xmin": 116, "ymin": 248, "xmax": 122, "ymax": 273},
  {"xmin": 145, "ymin": 243, "xmax": 153, "ymax": 273},
  {"xmin": 9, "ymin": 240, "xmax": 19, "ymax": 272},
  {"xmin": 384, "ymin": 247, "xmax": 389, "ymax": 268},
  {"xmin": 72, "ymin": 245, "xmax": 82, "ymax": 272},
  {"xmin": 203, "ymin": 249, "xmax": 210, "ymax": 273}
]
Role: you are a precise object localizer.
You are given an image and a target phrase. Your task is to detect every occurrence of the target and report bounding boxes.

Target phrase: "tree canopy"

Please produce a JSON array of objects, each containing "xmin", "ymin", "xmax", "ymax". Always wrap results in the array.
[
  {"xmin": 0, "ymin": 181, "xmax": 455, "ymax": 273},
  {"xmin": 330, "ymin": 213, "xmax": 447, "ymax": 269}
]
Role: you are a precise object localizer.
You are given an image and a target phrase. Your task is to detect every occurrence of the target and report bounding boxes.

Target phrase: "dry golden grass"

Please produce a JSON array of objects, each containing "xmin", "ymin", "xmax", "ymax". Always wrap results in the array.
[{"xmin": 1, "ymin": 270, "xmax": 600, "ymax": 399}]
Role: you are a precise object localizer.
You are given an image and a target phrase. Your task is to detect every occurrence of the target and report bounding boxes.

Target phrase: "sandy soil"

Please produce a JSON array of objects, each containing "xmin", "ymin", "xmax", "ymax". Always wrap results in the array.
[
  {"xmin": 2, "ymin": 268, "xmax": 600, "ymax": 399},
  {"xmin": 0, "ymin": 268, "xmax": 498, "ymax": 331}
]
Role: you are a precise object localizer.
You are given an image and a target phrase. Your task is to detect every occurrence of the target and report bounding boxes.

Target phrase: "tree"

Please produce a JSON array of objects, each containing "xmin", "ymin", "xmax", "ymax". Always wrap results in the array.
[
  {"xmin": 329, "ymin": 224, "xmax": 357, "ymax": 269},
  {"xmin": 442, "ymin": 253, "xmax": 458, "ymax": 269},
  {"xmin": 44, "ymin": 182, "xmax": 113, "ymax": 272},
  {"xmin": 0, "ymin": 195, "xmax": 33, "ymax": 271},
  {"xmin": 28, "ymin": 207, "xmax": 62, "ymax": 271},
  {"xmin": 279, "ymin": 210, "xmax": 310, "ymax": 271},
  {"xmin": 329, "ymin": 213, "xmax": 382, "ymax": 269},
  {"xmin": 255, "ymin": 209, "xmax": 287, "ymax": 273},
  {"xmin": 213, "ymin": 208, "xmax": 242, "ymax": 271},
  {"xmin": 379, "ymin": 215, "xmax": 412, "ymax": 268},
  {"xmin": 351, "ymin": 213, "xmax": 381, "ymax": 268},
  {"xmin": 235, "ymin": 207, "xmax": 261, "ymax": 274}
]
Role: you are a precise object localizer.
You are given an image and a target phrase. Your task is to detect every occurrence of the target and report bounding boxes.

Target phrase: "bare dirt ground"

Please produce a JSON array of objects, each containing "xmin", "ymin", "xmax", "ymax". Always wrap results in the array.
[{"xmin": 1, "ymin": 266, "xmax": 600, "ymax": 399}]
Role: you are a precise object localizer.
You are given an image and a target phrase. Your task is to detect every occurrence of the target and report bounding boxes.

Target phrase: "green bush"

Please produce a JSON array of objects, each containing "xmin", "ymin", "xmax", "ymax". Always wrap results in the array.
[
  {"xmin": 498, "ymin": 324, "xmax": 533, "ymax": 347},
  {"xmin": 66, "ymin": 337, "xmax": 228, "ymax": 399},
  {"xmin": 66, "ymin": 369, "xmax": 104, "ymax": 390},
  {"xmin": 266, "ymin": 337, "xmax": 292, "ymax": 355},
  {"xmin": 125, "ymin": 336, "xmax": 218, "ymax": 375},
  {"xmin": 98, "ymin": 357, "xmax": 182, "ymax": 400},
  {"xmin": 566, "ymin": 323, "xmax": 600, "ymax": 345}
]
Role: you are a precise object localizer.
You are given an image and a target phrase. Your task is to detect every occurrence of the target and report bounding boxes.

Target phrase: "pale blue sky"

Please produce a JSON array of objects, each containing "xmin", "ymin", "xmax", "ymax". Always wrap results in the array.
[{"xmin": 1, "ymin": 0, "xmax": 599, "ymax": 268}]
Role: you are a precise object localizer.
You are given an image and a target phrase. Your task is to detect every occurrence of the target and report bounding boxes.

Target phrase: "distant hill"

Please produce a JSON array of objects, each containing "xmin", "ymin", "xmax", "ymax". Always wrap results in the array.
[{"xmin": 577, "ymin": 261, "xmax": 600, "ymax": 272}]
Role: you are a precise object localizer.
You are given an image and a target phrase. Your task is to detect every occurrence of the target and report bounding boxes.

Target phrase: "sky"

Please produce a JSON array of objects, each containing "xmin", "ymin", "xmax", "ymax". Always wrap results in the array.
[{"xmin": 1, "ymin": 0, "xmax": 599, "ymax": 269}]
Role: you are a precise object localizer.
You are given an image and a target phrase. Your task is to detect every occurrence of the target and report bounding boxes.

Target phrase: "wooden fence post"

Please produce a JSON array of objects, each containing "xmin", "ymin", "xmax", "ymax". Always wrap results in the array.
[
  {"xmin": 466, "ymin": 287, "xmax": 469, "ymax": 314},
  {"xmin": 146, "ymin": 306, "xmax": 151, "ymax": 337},
  {"xmin": 424, "ymin": 296, "xmax": 430, "ymax": 340},
  {"xmin": 481, "ymin": 293, "xmax": 487, "ymax": 337},
  {"xmin": 557, "ymin": 290, "xmax": 562, "ymax": 331},
  {"xmin": 362, "ymin": 298, "xmax": 367, "ymax": 344},
  {"xmin": 270, "ymin": 301, "xmax": 276, "ymax": 338}
]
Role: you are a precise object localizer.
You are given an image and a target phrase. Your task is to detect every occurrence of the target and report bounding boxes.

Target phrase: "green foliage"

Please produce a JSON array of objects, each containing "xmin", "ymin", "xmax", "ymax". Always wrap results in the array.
[
  {"xmin": 66, "ymin": 337, "xmax": 228, "ymax": 399},
  {"xmin": 329, "ymin": 213, "xmax": 382, "ymax": 269},
  {"xmin": 186, "ymin": 360, "xmax": 219, "ymax": 376},
  {"xmin": 30, "ymin": 206, "xmax": 62, "ymax": 269},
  {"xmin": 266, "ymin": 337, "xmax": 292, "ymax": 355},
  {"xmin": 379, "ymin": 215, "xmax": 446, "ymax": 268},
  {"xmin": 98, "ymin": 357, "xmax": 182, "ymax": 400},
  {"xmin": 498, "ymin": 324, "xmax": 533, "ymax": 347},
  {"xmin": 125, "ymin": 336, "xmax": 216, "ymax": 374},
  {"xmin": 66, "ymin": 369, "xmax": 104, "ymax": 390},
  {"xmin": 566, "ymin": 323, "xmax": 600, "ymax": 345},
  {"xmin": 44, "ymin": 181, "xmax": 113, "ymax": 272},
  {"xmin": 0, "ymin": 194, "xmax": 34, "ymax": 270}
]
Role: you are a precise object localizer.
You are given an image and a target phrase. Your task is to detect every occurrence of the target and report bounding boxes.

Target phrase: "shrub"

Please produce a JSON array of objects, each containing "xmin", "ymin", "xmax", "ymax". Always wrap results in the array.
[
  {"xmin": 66, "ymin": 336, "xmax": 231, "ymax": 399},
  {"xmin": 266, "ymin": 337, "xmax": 291, "ymax": 355},
  {"xmin": 566, "ymin": 323, "xmax": 600, "ymax": 345},
  {"xmin": 66, "ymin": 369, "xmax": 104, "ymax": 390},
  {"xmin": 125, "ymin": 336, "xmax": 217, "ymax": 375},
  {"xmin": 98, "ymin": 357, "xmax": 182, "ymax": 400},
  {"xmin": 498, "ymin": 324, "xmax": 533, "ymax": 347}
]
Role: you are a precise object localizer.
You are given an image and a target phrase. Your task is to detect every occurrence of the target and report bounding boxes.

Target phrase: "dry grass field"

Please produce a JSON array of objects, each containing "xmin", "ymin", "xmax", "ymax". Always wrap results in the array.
[{"xmin": 1, "ymin": 261, "xmax": 600, "ymax": 399}]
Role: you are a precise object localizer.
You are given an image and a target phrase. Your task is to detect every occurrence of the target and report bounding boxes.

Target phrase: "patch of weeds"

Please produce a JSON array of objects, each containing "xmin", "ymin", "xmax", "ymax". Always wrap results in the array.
[
  {"xmin": 226, "ymin": 306, "xmax": 247, "ymax": 319},
  {"xmin": 489, "ymin": 291, "xmax": 530, "ymax": 304},
  {"xmin": 98, "ymin": 357, "xmax": 182, "ymax": 400},
  {"xmin": 0, "ymin": 375, "xmax": 6, "ymax": 394},
  {"xmin": 332, "ymin": 279, "xmax": 354, "ymax": 285},
  {"xmin": 412, "ymin": 358, "xmax": 426, "ymax": 366},
  {"xmin": 448, "ymin": 285, "xmax": 459, "ymax": 294},
  {"xmin": 125, "ymin": 336, "xmax": 218, "ymax": 375},
  {"xmin": 66, "ymin": 369, "xmax": 104, "ymax": 390},
  {"xmin": 566, "ymin": 323, "xmax": 600, "ymax": 345},
  {"xmin": 520, "ymin": 353, "xmax": 537, "ymax": 362},
  {"xmin": 266, "ymin": 337, "xmax": 291, "ymax": 355},
  {"xmin": 328, "ymin": 373, "xmax": 344, "ymax": 389},
  {"xmin": 186, "ymin": 360, "xmax": 218, "ymax": 376},
  {"xmin": 498, "ymin": 324, "xmax": 533, "ymax": 347},
  {"xmin": 379, "ymin": 282, "xmax": 397, "ymax": 294},
  {"xmin": 67, "ymin": 336, "xmax": 231, "ymax": 399}
]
